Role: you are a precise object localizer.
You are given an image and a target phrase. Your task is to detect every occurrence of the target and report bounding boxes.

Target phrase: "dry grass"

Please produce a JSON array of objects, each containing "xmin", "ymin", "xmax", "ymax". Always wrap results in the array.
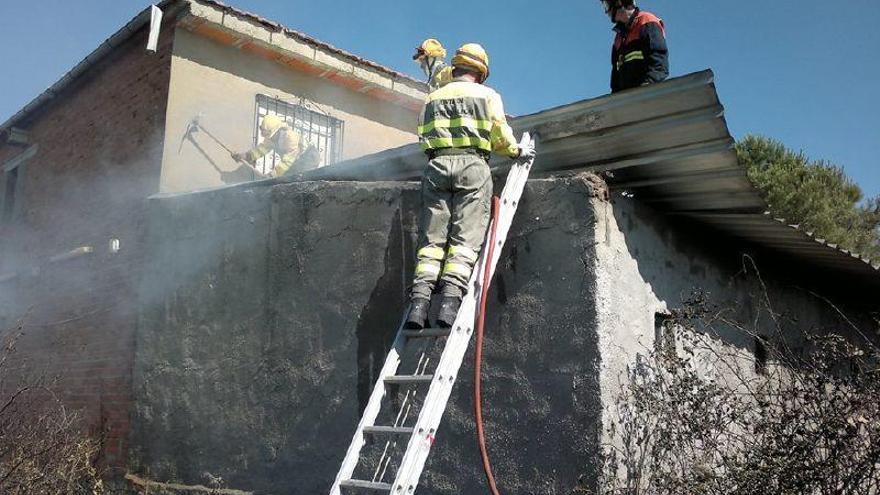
[{"xmin": 0, "ymin": 323, "xmax": 104, "ymax": 494}]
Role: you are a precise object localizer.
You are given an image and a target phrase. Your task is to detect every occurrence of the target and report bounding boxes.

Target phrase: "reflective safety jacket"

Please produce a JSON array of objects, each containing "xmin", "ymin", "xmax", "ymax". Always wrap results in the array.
[
  {"xmin": 418, "ymin": 79, "xmax": 519, "ymax": 158},
  {"xmin": 245, "ymin": 125, "xmax": 305, "ymax": 176},
  {"xmin": 426, "ymin": 60, "xmax": 453, "ymax": 90},
  {"xmin": 611, "ymin": 8, "xmax": 669, "ymax": 93}
]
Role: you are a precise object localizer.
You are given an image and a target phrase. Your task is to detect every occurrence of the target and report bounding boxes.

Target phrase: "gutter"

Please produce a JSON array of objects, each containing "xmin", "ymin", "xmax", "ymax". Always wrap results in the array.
[
  {"xmin": 0, "ymin": 0, "xmax": 425, "ymax": 136},
  {"xmin": 0, "ymin": 0, "xmax": 184, "ymax": 136},
  {"xmin": 197, "ymin": 0, "xmax": 424, "ymax": 88}
]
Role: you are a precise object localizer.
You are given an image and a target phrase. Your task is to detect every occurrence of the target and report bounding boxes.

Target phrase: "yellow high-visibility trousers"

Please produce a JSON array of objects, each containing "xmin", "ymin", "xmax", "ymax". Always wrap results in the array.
[{"xmin": 411, "ymin": 153, "xmax": 492, "ymax": 300}]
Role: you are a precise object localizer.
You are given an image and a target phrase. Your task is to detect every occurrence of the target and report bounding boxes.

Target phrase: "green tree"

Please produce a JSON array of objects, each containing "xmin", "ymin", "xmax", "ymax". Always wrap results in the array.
[{"xmin": 736, "ymin": 135, "xmax": 880, "ymax": 261}]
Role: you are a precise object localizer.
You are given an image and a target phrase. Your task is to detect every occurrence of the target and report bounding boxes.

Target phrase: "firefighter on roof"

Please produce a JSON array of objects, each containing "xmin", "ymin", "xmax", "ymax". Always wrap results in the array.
[
  {"xmin": 601, "ymin": 0, "xmax": 669, "ymax": 93},
  {"xmin": 413, "ymin": 38, "xmax": 453, "ymax": 90}
]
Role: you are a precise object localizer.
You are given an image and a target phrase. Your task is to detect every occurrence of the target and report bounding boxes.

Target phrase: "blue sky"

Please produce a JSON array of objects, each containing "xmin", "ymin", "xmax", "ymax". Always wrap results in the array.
[{"xmin": 1, "ymin": 1, "xmax": 877, "ymax": 198}]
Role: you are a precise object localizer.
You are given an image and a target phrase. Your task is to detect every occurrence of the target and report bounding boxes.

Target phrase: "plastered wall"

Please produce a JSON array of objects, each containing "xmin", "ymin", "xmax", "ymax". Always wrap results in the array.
[
  {"xmin": 593, "ymin": 193, "xmax": 875, "ymax": 447},
  {"xmin": 159, "ymin": 29, "xmax": 420, "ymax": 193}
]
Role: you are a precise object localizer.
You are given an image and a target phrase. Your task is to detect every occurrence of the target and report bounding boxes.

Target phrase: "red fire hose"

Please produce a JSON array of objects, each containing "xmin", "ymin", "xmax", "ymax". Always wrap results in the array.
[{"xmin": 475, "ymin": 195, "xmax": 502, "ymax": 495}]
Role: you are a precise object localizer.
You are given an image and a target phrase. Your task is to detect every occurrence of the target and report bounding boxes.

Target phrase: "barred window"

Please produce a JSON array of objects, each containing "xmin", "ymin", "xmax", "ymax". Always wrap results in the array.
[{"xmin": 253, "ymin": 94, "xmax": 344, "ymax": 175}]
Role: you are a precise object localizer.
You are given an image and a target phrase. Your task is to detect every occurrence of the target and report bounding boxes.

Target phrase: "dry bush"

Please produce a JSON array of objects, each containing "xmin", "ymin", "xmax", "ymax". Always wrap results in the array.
[
  {"xmin": 596, "ymin": 290, "xmax": 880, "ymax": 495},
  {"xmin": 0, "ymin": 323, "xmax": 104, "ymax": 494}
]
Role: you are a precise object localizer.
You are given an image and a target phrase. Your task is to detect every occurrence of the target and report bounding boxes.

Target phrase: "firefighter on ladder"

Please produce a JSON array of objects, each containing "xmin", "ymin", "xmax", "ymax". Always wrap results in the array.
[
  {"xmin": 231, "ymin": 114, "xmax": 320, "ymax": 177},
  {"xmin": 601, "ymin": 0, "xmax": 669, "ymax": 93},
  {"xmin": 405, "ymin": 43, "xmax": 535, "ymax": 329}
]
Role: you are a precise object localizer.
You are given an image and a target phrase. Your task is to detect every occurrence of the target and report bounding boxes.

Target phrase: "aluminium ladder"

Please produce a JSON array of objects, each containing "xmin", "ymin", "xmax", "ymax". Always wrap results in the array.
[{"xmin": 329, "ymin": 133, "xmax": 536, "ymax": 495}]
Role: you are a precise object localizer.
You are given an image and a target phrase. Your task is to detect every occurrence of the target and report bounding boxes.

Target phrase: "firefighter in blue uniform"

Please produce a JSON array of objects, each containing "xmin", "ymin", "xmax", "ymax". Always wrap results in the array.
[{"xmin": 601, "ymin": 0, "xmax": 669, "ymax": 93}]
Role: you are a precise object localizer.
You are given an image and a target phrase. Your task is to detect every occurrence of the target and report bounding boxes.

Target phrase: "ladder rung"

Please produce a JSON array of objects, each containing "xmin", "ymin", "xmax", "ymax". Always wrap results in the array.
[
  {"xmin": 402, "ymin": 327, "xmax": 451, "ymax": 338},
  {"xmin": 384, "ymin": 374, "xmax": 433, "ymax": 385},
  {"xmin": 363, "ymin": 425, "xmax": 415, "ymax": 436},
  {"xmin": 339, "ymin": 479, "xmax": 393, "ymax": 492}
]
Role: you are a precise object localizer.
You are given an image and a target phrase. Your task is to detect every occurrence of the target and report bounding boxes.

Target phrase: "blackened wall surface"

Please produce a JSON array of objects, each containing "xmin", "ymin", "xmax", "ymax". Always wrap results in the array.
[
  {"xmin": 131, "ymin": 177, "xmax": 603, "ymax": 494},
  {"xmin": 423, "ymin": 178, "xmax": 603, "ymax": 495}
]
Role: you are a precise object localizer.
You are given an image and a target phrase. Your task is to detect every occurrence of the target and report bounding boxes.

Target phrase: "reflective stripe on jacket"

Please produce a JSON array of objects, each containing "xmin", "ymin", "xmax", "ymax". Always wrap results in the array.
[
  {"xmin": 245, "ymin": 126, "xmax": 303, "ymax": 162},
  {"xmin": 245, "ymin": 126, "xmax": 304, "ymax": 175},
  {"xmin": 428, "ymin": 62, "xmax": 453, "ymax": 90},
  {"xmin": 418, "ymin": 79, "xmax": 519, "ymax": 158},
  {"xmin": 611, "ymin": 9, "xmax": 669, "ymax": 93}
]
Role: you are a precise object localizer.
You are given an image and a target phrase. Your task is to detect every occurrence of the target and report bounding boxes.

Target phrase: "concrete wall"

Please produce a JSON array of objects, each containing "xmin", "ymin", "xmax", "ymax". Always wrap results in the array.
[
  {"xmin": 0, "ymin": 21, "xmax": 175, "ymax": 467},
  {"xmin": 128, "ymin": 173, "xmax": 879, "ymax": 493},
  {"xmin": 593, "ymin": 193, "xmax": 876, "ymax": 444},
  {"xmin": 159, "ymin": 29, "xmax": 419, "ymax": 193},
  {"xmin": 131, "ymin": 177, "xmax": 604, "ymax": 494}
]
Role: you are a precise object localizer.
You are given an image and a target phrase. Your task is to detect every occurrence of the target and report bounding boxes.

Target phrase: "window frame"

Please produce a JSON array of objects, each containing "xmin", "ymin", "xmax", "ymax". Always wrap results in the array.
[
  {"xmin": 253, "ymin": 94, "xmax": 345, "ymax": 175},
  {"xmin": 1, "ymin": 144, "xmax": 37, "ymax": 224}
]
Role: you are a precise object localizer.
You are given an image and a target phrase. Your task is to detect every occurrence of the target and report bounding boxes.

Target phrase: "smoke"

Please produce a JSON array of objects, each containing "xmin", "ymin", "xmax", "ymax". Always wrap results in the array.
[
  {"xmin": 0, "ymin": 128, "xmax": 155, "ymax": 319},
  {"xmin": 0, "ymin": 15, "xmax": 425, "ymax": 484}
]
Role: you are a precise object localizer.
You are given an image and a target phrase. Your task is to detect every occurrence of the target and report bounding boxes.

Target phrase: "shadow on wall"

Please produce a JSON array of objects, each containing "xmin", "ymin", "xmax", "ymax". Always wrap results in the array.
[
  {"xmin": 130, "ymin": 177, "xmax": 607, "ymax": 493},
  {"xmin": 355, "ymin": 207, "xmax": 417, "ymax": 413},
  {"xmin": 180, "ymin": 129, "xmax": 261, "ymax": 184},
  {"xmin": 607, "ymin": 194, "xmax": 873, "ymax": 354}
]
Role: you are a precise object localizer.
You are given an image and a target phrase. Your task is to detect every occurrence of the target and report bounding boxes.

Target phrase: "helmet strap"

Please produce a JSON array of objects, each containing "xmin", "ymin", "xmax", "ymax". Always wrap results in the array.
[{"xmin": 420, "ymin": 57, "xmax": 438, "ymax": 79}]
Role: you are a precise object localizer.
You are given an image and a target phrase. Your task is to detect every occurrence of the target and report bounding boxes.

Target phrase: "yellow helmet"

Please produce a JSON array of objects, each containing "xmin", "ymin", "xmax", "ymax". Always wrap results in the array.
[
  {"xmin": 452, "ymin": 43, "xmax": 489, "ymax": 83},
  {"xmin": 260, "ymin": 114, "xmax": 285, "ymax": 137},
  {"xmin": 412, "ymin": 38, "xmax": 446, "ymax": 60}
]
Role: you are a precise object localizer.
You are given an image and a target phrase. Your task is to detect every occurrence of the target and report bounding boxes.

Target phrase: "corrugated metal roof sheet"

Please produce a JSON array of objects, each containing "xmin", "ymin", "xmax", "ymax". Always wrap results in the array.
[{"xmin": 305, "ymin": 70, "xmax": 879, "ymax": 284}]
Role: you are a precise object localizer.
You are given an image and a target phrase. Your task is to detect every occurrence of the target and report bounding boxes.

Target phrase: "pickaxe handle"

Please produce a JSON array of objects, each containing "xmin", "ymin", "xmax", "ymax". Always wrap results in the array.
[{"xmin": 197, "ymin": 125, "xmax": 236, "ymax": 155}]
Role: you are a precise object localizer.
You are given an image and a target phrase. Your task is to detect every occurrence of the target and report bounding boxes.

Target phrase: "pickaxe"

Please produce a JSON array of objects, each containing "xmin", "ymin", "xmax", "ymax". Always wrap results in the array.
[{"xmin": 180, "ymin": 115, "xmax": 246, "ymax": 163}]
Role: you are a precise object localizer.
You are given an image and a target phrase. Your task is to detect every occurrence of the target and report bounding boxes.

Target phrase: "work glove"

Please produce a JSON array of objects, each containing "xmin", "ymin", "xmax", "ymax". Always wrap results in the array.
[
  {"xmin": 517, "ymin": 133, "xmax": 536, "ymax": 161},
  {"xmin": 518, "ymin": 144, "xmax": 536, "ymax": 160}
]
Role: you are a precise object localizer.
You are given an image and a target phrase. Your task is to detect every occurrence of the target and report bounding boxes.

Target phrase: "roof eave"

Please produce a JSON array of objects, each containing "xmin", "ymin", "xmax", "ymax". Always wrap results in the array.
[
  {"xmin": 300, "ymin": 70, "xmax": 879, "ymax": 284},
  {"xmin": 179, "ymin": 0, "xmax": 426, "ymax": 111},
  {"xmin": 0, "ymin": 0, "xmax": 426, "ymax": 136},
  {"xmin": 0, "ymin": 0, "xmax": 184, "ymax": 136}
]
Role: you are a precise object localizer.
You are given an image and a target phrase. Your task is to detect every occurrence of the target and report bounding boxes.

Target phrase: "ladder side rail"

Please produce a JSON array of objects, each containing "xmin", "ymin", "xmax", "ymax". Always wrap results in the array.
[
  {"xmin": 329, "ymin": 312, "xmax": 411, "ymax": 495},
  {"xmin": 392, "ymin": 158, "xmax": 531, "ymax": 492},
  {"xmin": 483, "ymin": 162, "xmax": 532, "ymax": 278},
  {"xmin": 391, "ymin": 153, "xmax": 534, "ymax": 492},
  {"xmin": 402, "ymin": 157, "xmax": 532, "ymax": 478}
]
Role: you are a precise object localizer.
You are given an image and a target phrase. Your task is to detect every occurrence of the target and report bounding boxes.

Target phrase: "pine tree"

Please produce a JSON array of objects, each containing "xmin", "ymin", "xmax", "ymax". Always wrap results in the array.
[{"xmin": 736, "ymin": 135, "xmax": 880, "ymax": 261}]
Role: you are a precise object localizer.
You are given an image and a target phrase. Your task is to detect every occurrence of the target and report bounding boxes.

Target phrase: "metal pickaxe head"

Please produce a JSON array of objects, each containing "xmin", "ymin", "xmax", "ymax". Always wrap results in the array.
[
  {"xmin": 185, "ymin": 114, "xmax": 203, "ymax": 137},
  {"xmin": 179, "ymin": 114, "xmax": 203, "ymax": 153}
]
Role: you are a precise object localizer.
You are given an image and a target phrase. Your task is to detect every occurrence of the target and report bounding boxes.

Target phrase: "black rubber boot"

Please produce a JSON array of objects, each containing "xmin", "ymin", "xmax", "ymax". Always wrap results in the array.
[
  {"xmin": 436, "ymin": 296, "xmax": 461, "ymax": 328},
  {"xmin": 405, "ymin": 298, "xmax": 430, "ymax": 329}
]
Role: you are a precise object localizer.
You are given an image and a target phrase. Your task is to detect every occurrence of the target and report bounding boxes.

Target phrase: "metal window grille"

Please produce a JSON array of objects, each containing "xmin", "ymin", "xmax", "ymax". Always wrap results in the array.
[{"xmin": 253, "ymin": 94, "xmax": 344, "ymax": 175}]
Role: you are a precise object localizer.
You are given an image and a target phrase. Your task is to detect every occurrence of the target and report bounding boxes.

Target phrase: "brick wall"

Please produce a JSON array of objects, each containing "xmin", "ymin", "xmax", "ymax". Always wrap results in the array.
[{"xmin": 0, "ymin": 19, "xmax": 175, "ymax": 471}]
